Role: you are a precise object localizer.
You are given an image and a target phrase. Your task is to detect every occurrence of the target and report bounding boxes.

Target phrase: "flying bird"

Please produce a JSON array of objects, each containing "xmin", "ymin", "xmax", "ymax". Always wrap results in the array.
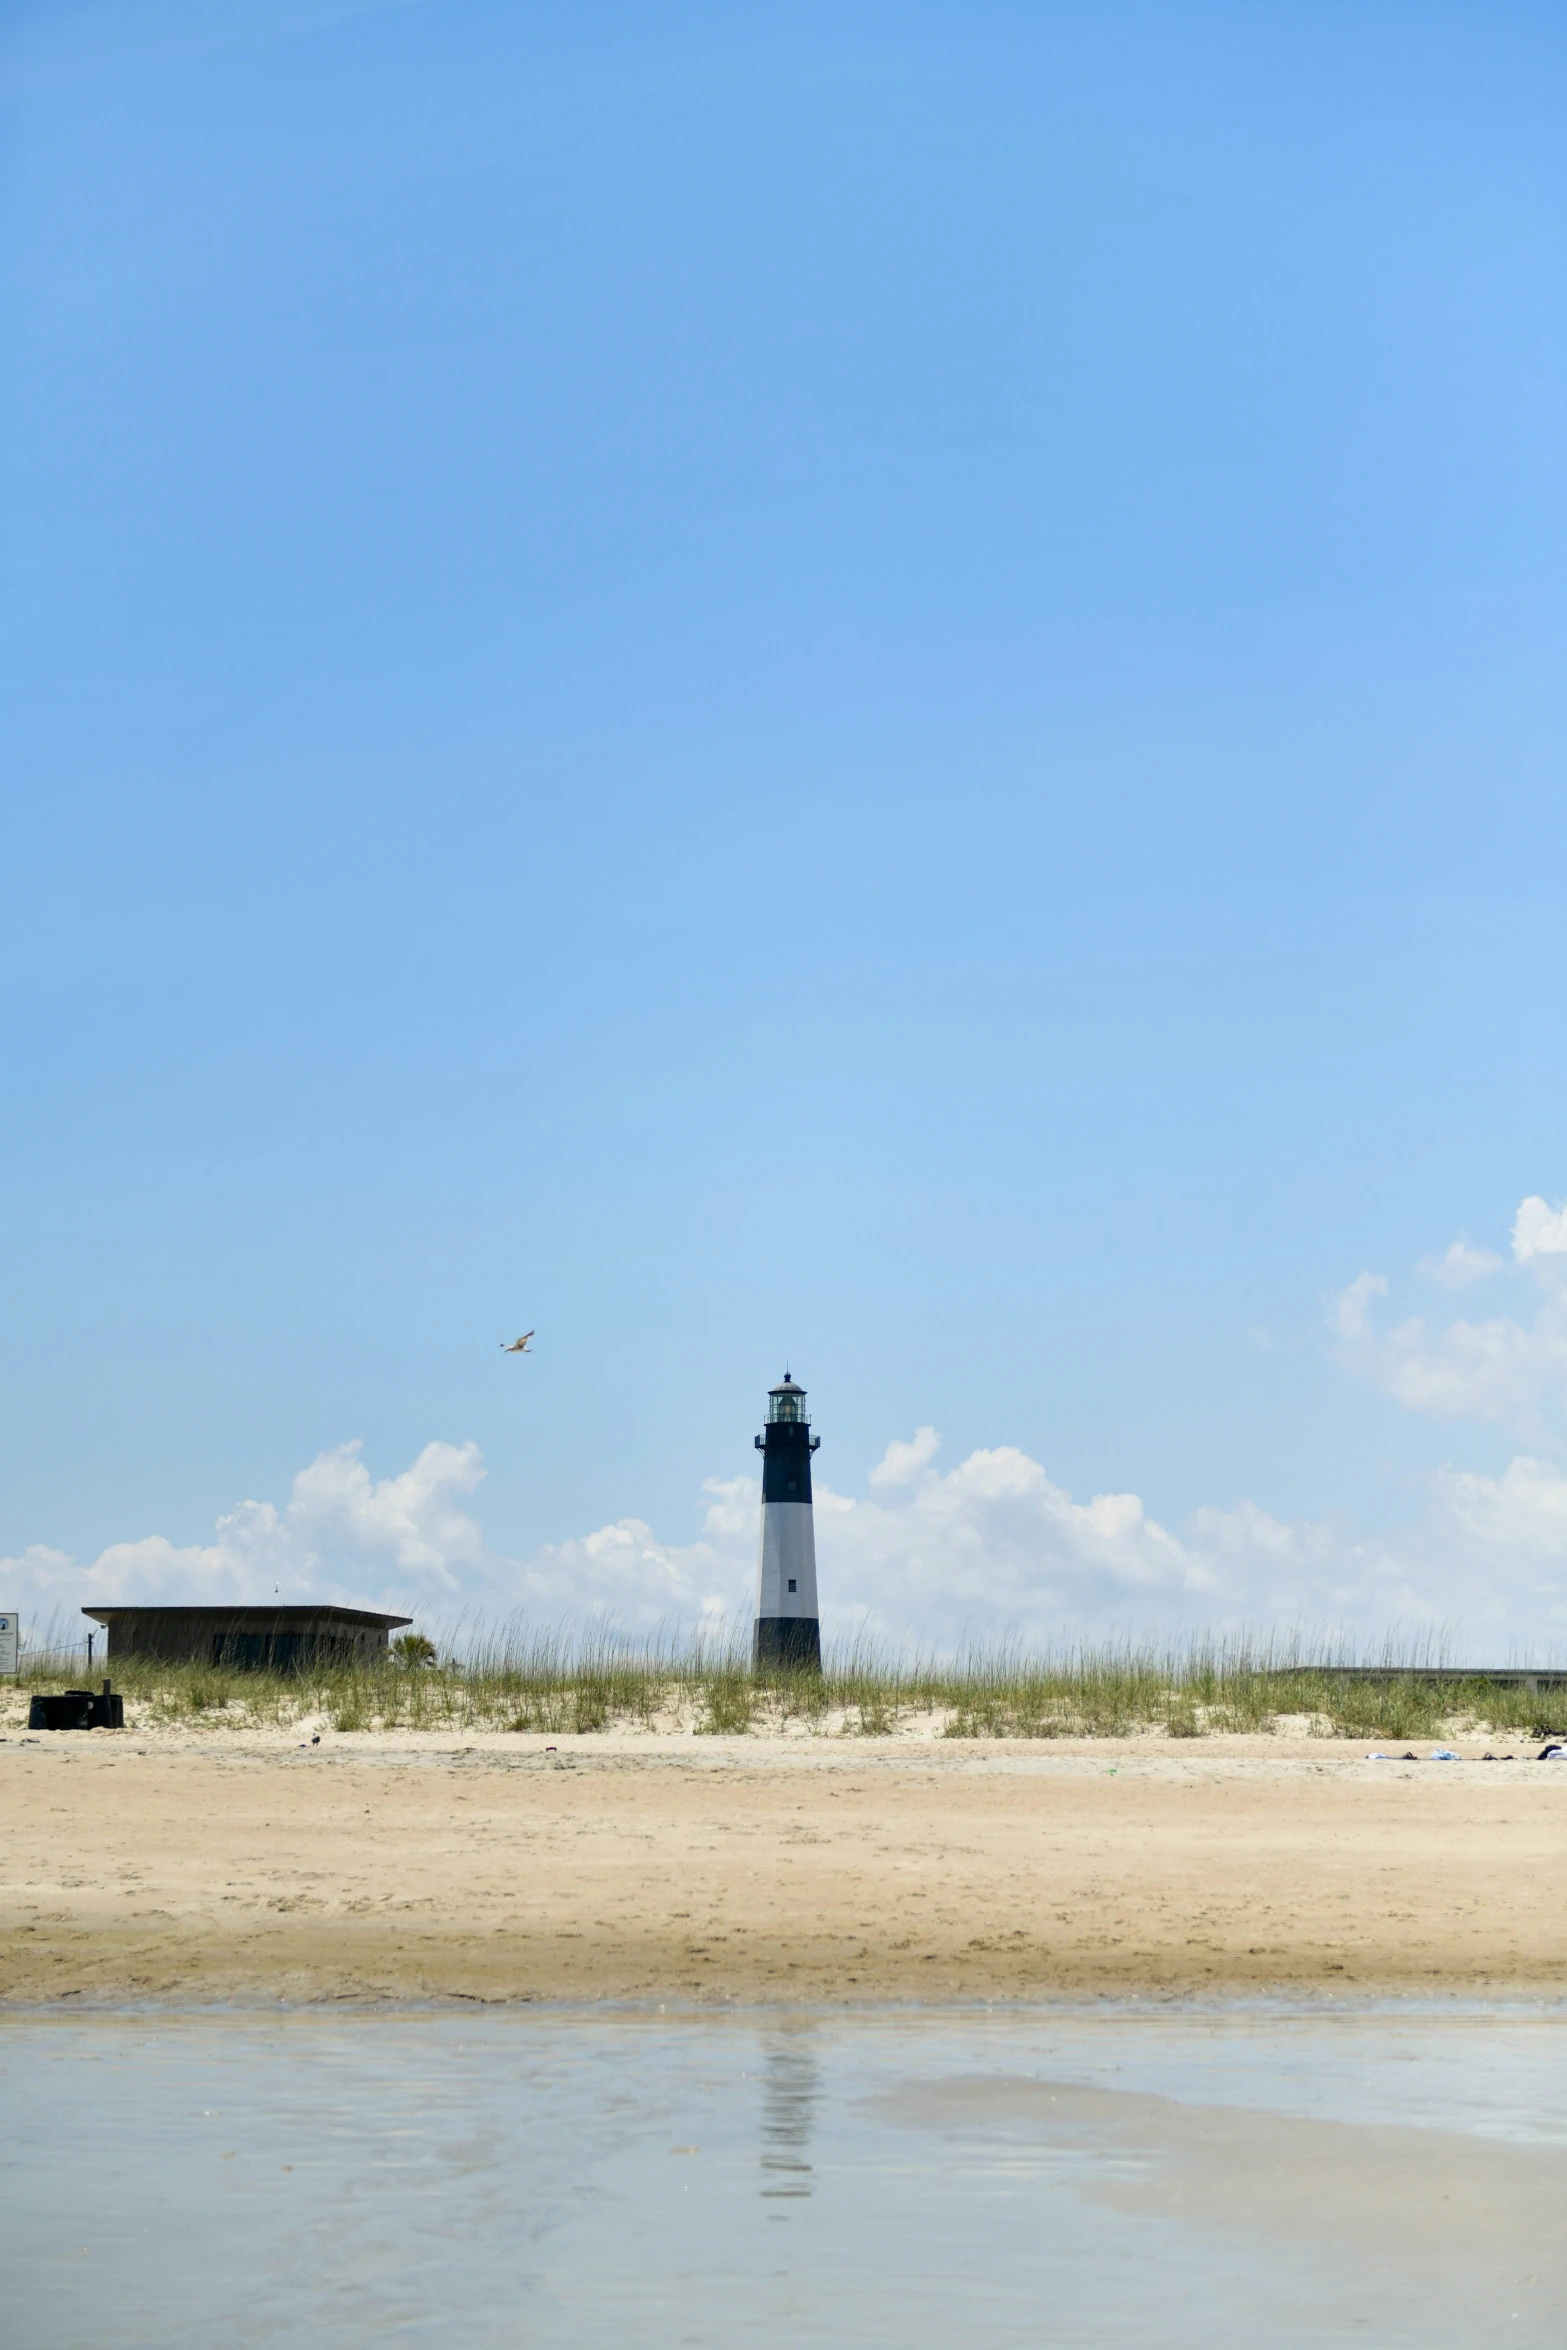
[{"xmin": 501, "ymin": 1331, "xmax": 535, "ymax": 1353}]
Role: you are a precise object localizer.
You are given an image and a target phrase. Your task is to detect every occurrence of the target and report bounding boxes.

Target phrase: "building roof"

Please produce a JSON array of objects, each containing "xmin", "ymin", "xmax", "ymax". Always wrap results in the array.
[{"xmin": 80, "ymin": 1604, "xmax": 414, "ymax": 1629}]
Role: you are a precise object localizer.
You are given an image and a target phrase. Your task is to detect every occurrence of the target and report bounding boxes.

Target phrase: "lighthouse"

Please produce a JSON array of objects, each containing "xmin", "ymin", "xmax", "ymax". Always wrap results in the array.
[{"xmin": 752, "ymin": 1372, "xmax": 822, "ymax": 1672}]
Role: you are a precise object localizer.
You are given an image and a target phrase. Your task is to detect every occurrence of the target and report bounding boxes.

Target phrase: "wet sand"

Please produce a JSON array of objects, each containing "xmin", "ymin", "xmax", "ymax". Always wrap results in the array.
[{"xmin": 3, "ymin": 1727, "xmax": 1565, "ymax": 2004}]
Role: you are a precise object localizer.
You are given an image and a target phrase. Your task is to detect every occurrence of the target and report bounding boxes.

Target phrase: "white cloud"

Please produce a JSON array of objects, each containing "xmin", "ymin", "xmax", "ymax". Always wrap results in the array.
[
  {"xmin": 0, "ymin": 1432, "xmax": 1224, "ymax": 1648},
  {"xmin": 508, "ymin": 1475, "xmax": 756, "ymax": 1629},
  {"xmin": 1186, "ymin": 1477, "xmax": 1567, "ymax": 1644},
  {"xmin": 1187, "ymin": 1502, "xmax": 1415, "ymax": 1624},
  {"xmin": 1330, "ymin": 1270, "xmax": 1387, "ymax": 1341},
  {"xmin": 1417, "ymin": 1238, "xmax": 1504, "ymax": 1288},
  {"xmin": 811, "ymin": 1440, "xmax": 1219, "ymax": 1646},
  {"xmin": 1418, "ymin": 1458, "xmax": 1567, "ymax": 1639},
  {"xmin": 1513, "ymin": 1197, "xmax": 1567, "ymax": 1264},
  {"xmin": 1332, "ymin": 1290, "xmax": 1567, "ymax": 1424},
  {"xmin": 3, "ymin": 1440, "xmax": 488, "ymax": 1625},
  {"xmin": 1331, "ymin": 1196, "xmax": 1567, "ymax": 1428},
  {"xmin": 12, "ymin": 1420, "xmax": 1567, "ymax": 1659},
  {"xmin": 868, "ymin": 1426, "xmax": 941, "ymax": 1488},
  {"xmin": 1431, "ymin": 1455, "xmax": 1567, "ymax": 1555}
]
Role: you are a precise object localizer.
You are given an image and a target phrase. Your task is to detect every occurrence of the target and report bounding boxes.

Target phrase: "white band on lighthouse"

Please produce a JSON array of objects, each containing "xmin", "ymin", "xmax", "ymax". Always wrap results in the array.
[{"xmin": 756, "ymin": 1502, "xmax": 818, "ymax": 1620}]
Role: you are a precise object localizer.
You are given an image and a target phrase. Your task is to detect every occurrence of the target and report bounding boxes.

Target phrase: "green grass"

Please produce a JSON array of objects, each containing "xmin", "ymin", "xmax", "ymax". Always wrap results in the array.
[{"xmin": 10, "ymin": 1624, "xmax": 1566, "ymax": 1742}]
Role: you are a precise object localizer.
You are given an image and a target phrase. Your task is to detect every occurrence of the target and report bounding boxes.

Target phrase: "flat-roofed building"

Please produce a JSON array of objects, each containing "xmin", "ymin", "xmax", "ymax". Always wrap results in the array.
[{"xmin": 81, "ymin": 1604, "xmax": 413, "ymax": 1672}]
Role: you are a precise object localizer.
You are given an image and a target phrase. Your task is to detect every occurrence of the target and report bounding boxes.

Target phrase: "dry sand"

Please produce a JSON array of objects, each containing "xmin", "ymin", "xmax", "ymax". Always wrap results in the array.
[{"xmin": 4, "ymin": 1723, "xmax": 1565, "ymax": 2005}]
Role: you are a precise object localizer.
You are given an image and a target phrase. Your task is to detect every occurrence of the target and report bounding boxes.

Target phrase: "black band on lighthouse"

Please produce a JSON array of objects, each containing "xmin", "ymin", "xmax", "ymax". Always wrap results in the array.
[
  {"xmin": 753, "ymin": 1616, "xmax": 822, "ymax": 1671},
  {"xmin": 760, "ymin": 1420, "xmax": 816, "ymax": 1505}
]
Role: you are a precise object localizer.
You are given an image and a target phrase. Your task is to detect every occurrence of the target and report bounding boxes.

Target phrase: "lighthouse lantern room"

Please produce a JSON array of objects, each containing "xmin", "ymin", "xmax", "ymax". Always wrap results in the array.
[{"xmin": 752, "ymin": 1373, "xmax": 822, "ymax": 1672}]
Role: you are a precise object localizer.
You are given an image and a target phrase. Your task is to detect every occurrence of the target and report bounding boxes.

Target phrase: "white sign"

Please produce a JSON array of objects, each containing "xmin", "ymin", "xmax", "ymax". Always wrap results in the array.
[{"xmin": 0, "ymin": 1615, "xmax": 17, "ymax": 1676}]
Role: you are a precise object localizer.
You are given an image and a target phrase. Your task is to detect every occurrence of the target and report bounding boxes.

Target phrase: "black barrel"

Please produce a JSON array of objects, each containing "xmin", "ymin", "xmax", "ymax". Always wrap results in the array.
[
  {"xmin": 28, "ymin": 1682, "xmax": 124, "ymax": 1730},
  {"xmin": 29, "ymin": 1691, "xmax": 94, "ymax": 1730}
]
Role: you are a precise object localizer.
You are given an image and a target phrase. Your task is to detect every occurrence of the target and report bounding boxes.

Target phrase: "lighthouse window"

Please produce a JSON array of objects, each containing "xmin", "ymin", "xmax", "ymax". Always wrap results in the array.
[{"xmin": 787, "ymin": 1578, "xmax": 797, "ymax": 1592}]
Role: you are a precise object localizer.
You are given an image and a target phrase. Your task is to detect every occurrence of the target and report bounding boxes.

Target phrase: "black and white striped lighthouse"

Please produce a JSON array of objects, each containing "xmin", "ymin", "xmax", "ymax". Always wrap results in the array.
[{"xmin": 752, "ymin": 1372, "xmax": 822, "ymax": 1671}]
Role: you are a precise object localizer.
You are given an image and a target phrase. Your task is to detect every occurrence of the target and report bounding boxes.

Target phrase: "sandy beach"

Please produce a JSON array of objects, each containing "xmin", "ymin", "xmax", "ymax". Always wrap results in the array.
[{"xmin": 4, "ymin": 1723, "xmax": 1565, "ymax": 2006}]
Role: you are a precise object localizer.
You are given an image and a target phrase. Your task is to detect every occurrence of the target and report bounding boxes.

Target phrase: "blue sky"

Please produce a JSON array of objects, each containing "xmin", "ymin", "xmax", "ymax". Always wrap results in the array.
[{"xmin": 5, "ymin": 0, "xmax": 1567, "ymax": 1645}]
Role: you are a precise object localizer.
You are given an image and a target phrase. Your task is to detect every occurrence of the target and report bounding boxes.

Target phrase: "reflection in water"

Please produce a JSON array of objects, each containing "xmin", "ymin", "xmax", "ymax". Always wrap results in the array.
[{"xmin": 759, "ymin": 2035, "xmax": 818, "ymax": 2200}]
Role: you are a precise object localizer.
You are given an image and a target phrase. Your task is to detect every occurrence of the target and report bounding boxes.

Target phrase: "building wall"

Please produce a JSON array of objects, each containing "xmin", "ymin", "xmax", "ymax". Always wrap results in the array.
[{"xmin": 100, "ymin": 1612, "xmax": 398, "ymax": 1669}]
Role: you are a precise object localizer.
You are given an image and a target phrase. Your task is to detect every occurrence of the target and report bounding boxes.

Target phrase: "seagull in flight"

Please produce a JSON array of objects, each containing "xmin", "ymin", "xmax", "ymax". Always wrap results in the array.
[{"xmin": 501, "ymin": 1331, "xmax": 535, "ymax": 1353}]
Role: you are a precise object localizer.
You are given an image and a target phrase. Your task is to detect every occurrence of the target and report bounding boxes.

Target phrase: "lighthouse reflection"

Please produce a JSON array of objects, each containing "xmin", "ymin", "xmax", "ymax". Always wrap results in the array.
[{"xmin": 757, "ymin": 2035, "xmax": 819, "ymax": 2202}]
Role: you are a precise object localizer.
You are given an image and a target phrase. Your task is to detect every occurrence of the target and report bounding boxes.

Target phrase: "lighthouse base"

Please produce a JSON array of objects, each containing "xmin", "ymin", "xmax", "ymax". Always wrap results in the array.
[{"xmin": 752, "ymin": 1616, "xmax": 822, "ymax": 1674}]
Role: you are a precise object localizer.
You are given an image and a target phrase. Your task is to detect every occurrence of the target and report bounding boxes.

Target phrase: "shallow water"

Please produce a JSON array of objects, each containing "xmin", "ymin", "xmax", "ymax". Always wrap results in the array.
[{"xmin": 5, "ymin": 2005, "xmax": 1565, "ymax": 2347}]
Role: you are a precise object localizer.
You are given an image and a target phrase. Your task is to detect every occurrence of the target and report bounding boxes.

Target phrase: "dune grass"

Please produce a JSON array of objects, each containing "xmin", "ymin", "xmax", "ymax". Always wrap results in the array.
[{"xmin": 10, "ymin": 1622, "xmax": 1567, "ymax": 1742}]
